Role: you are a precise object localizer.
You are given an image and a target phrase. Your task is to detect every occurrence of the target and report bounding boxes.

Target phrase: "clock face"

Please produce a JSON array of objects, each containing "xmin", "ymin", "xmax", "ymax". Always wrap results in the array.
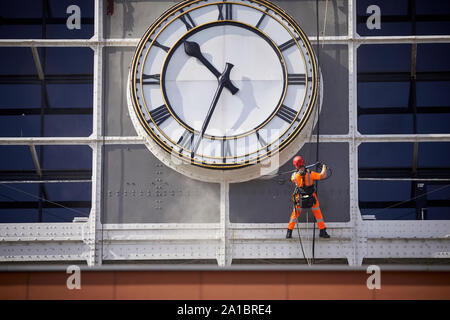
[{"xmin": 129, "ymin": 0, "xmax": 319, "ymax": 175}]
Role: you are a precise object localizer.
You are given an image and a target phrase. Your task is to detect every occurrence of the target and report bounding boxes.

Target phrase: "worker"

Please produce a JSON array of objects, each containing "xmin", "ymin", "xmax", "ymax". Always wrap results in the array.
[{"xmin": 286, "ymin": 155, "xmax": 330, "ymax": 239}]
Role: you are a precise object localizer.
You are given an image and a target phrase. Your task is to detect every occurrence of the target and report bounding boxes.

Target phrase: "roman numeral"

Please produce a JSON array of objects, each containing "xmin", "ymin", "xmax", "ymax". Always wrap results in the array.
[
  {"xmin": 278, "ymin": 37, "xmax": 301, "ymax": 51},
  {"xmin": 179, "ymin": 10, "xmax": 196, "ymax": 30},
  {"xmin": 149, "ymin": 105, "xmax": 171, "ymax": 126},
  {"xmin": 177, "ymin": 130, "xmax": 195, "ymax": 153},
  {"xmin": 287, "ymin": 73, "xmax": 307, "ymax": 85},
  {"xmin": 255, "ymin": 9, "xmax": 270, "ymax": 29},
  {"xmin": 226, "ymin": 3, "xmax": 232, "ymax": 20},
  {"xmin": 276, "ymin": 105, "xmax": 299, "ymax": 123},
  {"xmin": 218, "ymin": 2, "xmax": 232, "ymax": 20},
  {"xmin": 150, "ymin": 39, "xmax": 170, "ymax": 52},
  {"xmin": 137, "ymin": 74, "xmax": 160, "ymax": 85}
]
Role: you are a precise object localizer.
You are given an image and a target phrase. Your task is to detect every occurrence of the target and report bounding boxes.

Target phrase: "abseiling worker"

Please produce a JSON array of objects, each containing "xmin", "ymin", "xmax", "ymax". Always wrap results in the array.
[{"xmin": 286, "ymin": 155, "xmax": 330, "ymax": 239}]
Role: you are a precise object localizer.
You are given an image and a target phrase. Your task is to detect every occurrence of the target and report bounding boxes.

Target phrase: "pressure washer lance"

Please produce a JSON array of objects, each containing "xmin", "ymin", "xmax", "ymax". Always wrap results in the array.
[{"xmin": 260, "ymin": 162, "xmax": 326, "ymax": 178}]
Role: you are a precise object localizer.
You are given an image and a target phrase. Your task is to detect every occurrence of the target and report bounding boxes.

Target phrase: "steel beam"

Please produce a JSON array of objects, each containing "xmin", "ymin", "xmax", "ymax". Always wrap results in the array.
[
  {"xmin": 29, "ymin": 145, "xmax": 42, "ymax": 177},
  {"xmin": 30, "ymin": 47, "xmax": 45, "ymax": 81},
  {"xmin": 358, "ymin": 106, "xmax": 450, "ymax": 115},
  {"xmin": 356, "ymin": 134, "xmax": 450, "ymax": 143},
  {"xmin": 358, "ymin": 71, "xmax": 450, "ymax": 82},
  {"xmin": 0, "ymin": 201, "xmax": 91, "ymax": 209},
  {"xmin": 0, "ymin": 35, "xmax": 449, "ymax": 48},
  {"xmin": 359, "ymin": 200, "xmax": 450, "ymax": 209},
  {"xmin": 0, "ymin": 107, "xmax": 93, "ymax": 116},
  {"xmin": 359, "ymin": 168, "xmax": 450, "ymax": 179},
  {"xmin": 0, "ymin": 179, "xmax": 91, "ymax": 184},
  {"xmin": 0, "ymin": 136, "xmax": 144, "ymax": 145},
  {"xmin": 356, "ymin": 35, "xmax": 450, "ymax": 44},
  {"xmin": 0, "ymin": 169, "xmax": 92, "ymax": 181},
  {"xmin": 86, "ymin": 0, "xmax": 105, "ymax": 267}
]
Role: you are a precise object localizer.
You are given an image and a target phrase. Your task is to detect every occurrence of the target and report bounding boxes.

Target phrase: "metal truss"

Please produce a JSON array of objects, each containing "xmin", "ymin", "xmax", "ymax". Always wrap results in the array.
[{"xmin": 0, "ymin": 0, "xmax": 449, "ymax": 268}]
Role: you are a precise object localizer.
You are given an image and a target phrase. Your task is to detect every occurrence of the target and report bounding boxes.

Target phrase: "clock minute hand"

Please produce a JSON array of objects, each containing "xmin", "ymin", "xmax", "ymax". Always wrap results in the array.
[
  {"xmin": 184, "ymin": 41, "xmax": 239, "ymax": 95},
  {"xmin": 193, "ymin": 63, "xmax": 234, "ymax": 154}
]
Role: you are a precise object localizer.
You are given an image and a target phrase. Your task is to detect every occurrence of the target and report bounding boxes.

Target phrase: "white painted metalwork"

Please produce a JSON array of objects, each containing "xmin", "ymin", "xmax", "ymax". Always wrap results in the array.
[
  {"xmin": 1, "ymin": 35, "xmax": 449, "ymax": 48},
  {"xmin": 29, "ymin": 145, "xmax": 42, "ymax": 177},
  {"xmin": 0, "ymin": 180, "xmax": 92, "ymax": 184},
  {"xmin": 30, "ymin": 47, "xmax": 44, "ymax": 80},
  {"xmin": 0, "ymin": 0, "xmax": 449, "ymax": 268},
  {"xmin": 86, "ymin": 0, "xmax": 104, "ymax": 267}
]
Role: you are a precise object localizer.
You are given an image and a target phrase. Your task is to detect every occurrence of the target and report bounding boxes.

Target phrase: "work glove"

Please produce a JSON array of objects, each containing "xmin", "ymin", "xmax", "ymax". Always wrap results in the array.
[{"xmin": 316, "ymin": 162, "xmax": 324, "ymax": 171}]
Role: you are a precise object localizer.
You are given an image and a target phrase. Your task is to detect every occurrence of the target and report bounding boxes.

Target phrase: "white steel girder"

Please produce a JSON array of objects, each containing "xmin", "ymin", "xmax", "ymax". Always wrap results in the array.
[{"xmin": 0, "ymin": 222, "xmax": 448, "ymax": 264}]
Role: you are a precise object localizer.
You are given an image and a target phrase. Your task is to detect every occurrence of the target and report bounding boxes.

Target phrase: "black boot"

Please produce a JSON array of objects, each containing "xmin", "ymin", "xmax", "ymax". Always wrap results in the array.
[
  {"xmin": 319, "ymin": 228, "xmax": 330, "ymax": 238},
  {"xmin": 286, "ymin": 229, "xmax": 293, "ymax": 239}
]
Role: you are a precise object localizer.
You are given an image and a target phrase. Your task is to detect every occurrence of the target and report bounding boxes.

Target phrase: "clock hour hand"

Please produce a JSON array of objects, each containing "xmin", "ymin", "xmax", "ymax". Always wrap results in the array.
[
  {"xmin": 193, "ymin": 63, "xmax": 234, "ymax": 154},
  {"xmin": 184, "ymin": 41, "xmax": 239, "ymax": 95}
]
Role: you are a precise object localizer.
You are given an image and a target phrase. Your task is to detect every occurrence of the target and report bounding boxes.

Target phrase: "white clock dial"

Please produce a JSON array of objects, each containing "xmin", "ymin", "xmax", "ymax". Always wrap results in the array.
[
  {"xmin": 164, "ymin": 23, "xmax": 285, "ymax": 138},
  {"xmin": 129, "ymin": 0, "xmax": 320, "ymax": 181}
]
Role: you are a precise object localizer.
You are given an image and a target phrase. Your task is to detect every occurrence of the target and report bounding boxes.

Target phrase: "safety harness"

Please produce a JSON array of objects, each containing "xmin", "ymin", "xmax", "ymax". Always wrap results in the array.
[{"xmin": 292, "ymin": 170, "xmax": 317, "ymax": 209}]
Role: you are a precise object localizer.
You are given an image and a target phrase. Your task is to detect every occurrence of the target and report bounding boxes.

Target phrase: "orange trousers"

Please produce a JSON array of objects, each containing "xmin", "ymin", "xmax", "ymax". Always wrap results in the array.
[{"xmin": 288, "ymin": 193, "xmax": 326, "ymax": 230}]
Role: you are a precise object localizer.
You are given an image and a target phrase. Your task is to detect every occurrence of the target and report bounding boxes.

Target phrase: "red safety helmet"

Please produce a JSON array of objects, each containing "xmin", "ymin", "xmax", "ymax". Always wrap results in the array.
[{"xmin": 293, "ymin": 156, "xmax": 305, "ymax": 169}]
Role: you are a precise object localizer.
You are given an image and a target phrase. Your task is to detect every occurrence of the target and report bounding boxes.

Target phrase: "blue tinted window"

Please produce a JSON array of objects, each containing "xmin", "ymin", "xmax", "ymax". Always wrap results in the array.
[
  {"xmin": 359, "ymin": 143, "xmax": 413, "ymax": 168},
  {"xmin": 358, "ymin": 114, "xmax": 414, "ymax": 134},
  {"xmin": 359, "ymin": 180, "xmax": 412, "ymax": 202},
  {"xmin": 0, "ymin": 115, "xmax": 41, "ymax": 137},
  {"xmin": 47, "ymin": 84, "xmax": 93, "ymax": 108},
  {"xmin": 0, "ymin": 183, "xmax": 91, "ymax": 223},
  {"xmin": 358, "ymin": 43, "xmax": 450, "ymax": 135},
  {"xmin": 360, "ymin": 208, "xmax": 416, "ymax": 220},
  {"xmin": 0, "ymin": 84, "xmax": 41, "ymax": 108},
  {"xmin": 45, "ymin": 47, "xmax": 94, "ymax": 74},
  {"xmin": 416, "ymin": 81, "xmax": 450, "ymax": 107},
  {"xmin": 358, "ymin": 82, "xmax": 410, "ymax": 108},
  {"xmin": 417, "ymin": 114, "xmax": 450, "ymax": 134},
  {"xmin": 418, "ymin": 142, "xmax": 450, "ymax": 168},
  {"xmin": 0, "ymin": 47, "xmax": 93, "ymax": 137},
  {"xmin": 0, "ymin": 47, "xmax": 39, "ymax": 74},
  {"xmin": 44, "ymin": 114, "xmax": 92, "ymax": 137},
  {"xmin": 42, "ymin": 145, "xmax": 92, "ymax": 170},
  {"xmin": 359, "ymin": 142, "xmax": 450, "ymax": 220},
  {"xmin": 358, "ymin": 44, "xmax": 411, "ymax": 73},
  {"xmin": 417, "ymin": 44, "xmax": 450, "ymax": 72},
  {"xmin": 0, "ymin": 146, "xmax": 37, "ymax": 170}
]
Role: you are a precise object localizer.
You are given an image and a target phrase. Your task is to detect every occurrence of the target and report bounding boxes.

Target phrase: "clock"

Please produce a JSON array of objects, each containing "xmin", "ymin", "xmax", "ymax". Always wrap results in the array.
[{"xmin": 128, "ymin": 0, "xmax": 320, "ymax": 182}]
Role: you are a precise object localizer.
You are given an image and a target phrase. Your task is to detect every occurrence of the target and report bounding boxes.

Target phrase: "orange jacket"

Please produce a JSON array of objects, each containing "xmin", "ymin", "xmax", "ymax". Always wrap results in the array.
[{"xmin": 291, "ymin": 170, "xmax": 324, "ymax": 188}]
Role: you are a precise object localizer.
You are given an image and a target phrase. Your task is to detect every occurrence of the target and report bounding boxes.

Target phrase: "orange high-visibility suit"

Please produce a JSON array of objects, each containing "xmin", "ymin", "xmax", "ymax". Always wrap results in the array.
[{"xmin": 288, "ymin": 169, "xmax": 326, "ymax": 231}]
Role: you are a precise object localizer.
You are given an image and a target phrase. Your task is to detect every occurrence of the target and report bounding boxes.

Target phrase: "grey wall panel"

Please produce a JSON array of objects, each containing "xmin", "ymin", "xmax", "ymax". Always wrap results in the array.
[
  {"xmin": 104, "ymin": 1, "xmax": 348, "ymax": 39},
  {"xmin": 275, "ymin": 0, "xmax": 348, "ymax": 37},
  {"xmin": 313, "ymin": 44, "xmax": 349, "ymax": 135},
  {"xmin": 104, "ymin": 0, "xmax": 178, "ymax": 39},
  {"xmin": 229, "ymin": 142, "xmax": 350, "ymax": 223},
  {"xmin": 103, "ymin": 145, "xmax": 220, "ymax": 223},
  {"xmin": 104, "ymin": 47, "xmax": 138, "ymax": 136}
]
